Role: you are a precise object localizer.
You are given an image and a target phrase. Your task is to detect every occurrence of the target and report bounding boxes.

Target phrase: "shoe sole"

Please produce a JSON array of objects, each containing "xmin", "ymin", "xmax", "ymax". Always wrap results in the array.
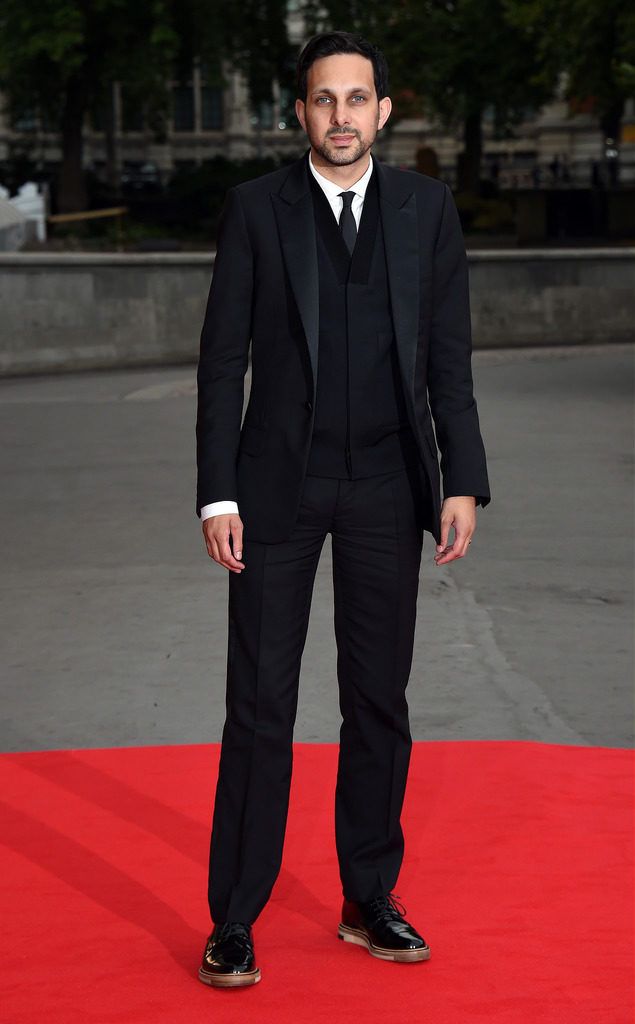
[
  {"xmin": 198, "ymin": 966, "xmax": 261, "ymax": 987},
  {"xmin": 338, "ymin": 923, "xmax": 431, "ymax": 962}
]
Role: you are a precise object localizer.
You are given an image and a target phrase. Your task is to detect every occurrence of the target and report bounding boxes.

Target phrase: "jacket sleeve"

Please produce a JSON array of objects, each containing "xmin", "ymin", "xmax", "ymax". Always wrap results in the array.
[
  {"xmin": 196, "ymin": 187, "xmax": 253, "ymax": 517},
  {"xmin": 427, "ymin": 183, "xmax": 491, "ymax": 508}
]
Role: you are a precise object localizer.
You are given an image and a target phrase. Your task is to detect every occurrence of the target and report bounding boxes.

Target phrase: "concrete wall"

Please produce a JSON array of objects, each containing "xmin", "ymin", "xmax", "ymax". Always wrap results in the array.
[
  {"xmin": 0, "ymin": 249, "xmax": 633, "ymax": 376},
  {"xmin": 469, "ymin": 249, "xmax": 634, "ymax": 348},
  {"xmin": 0, "ymin": 253, "xmax": 213, "ymax": 375}
]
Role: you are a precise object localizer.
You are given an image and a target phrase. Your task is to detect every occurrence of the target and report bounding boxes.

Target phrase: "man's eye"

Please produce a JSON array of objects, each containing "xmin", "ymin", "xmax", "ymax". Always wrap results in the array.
[
  {"xmin": 352, "ymin": 95, "xmax": 365, "ymax": 102},
  {"xmin": 316, "ymin": 96, "xmax": 331, "ymax": 104}
]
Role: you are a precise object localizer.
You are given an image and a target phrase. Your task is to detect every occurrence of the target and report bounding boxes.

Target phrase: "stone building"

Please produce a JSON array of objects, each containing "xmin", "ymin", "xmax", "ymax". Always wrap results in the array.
[{"xmin": 0, "ymin": 59, "xmax": 633, "ymax": 192}]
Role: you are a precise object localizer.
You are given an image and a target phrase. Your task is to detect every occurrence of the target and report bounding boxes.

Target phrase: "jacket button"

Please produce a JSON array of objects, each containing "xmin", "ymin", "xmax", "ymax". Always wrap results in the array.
[{"xmin": 304, "ymin": 400, "xmax": 313, "ymax": 412}]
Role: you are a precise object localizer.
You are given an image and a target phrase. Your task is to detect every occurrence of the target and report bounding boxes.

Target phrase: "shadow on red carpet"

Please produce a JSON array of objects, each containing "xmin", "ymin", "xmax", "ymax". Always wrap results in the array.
[{"xmin": 1, "ymin": 741, "xmax": 632, "ymax": 1023}]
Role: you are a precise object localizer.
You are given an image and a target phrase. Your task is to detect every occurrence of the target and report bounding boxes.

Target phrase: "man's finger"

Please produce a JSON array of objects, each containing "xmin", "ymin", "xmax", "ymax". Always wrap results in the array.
[
  {"xmin": 232, "ymin": 522, "xmax": 244, "ymax": 560},
  {"xmin": 219, "ymin": 548, "xmax": 243, "ymax": 570},
  {"xmin": 207, "ymin": 532, "xmax": 231, "ymax": 569},
  {"xmin": 209, "ymin": 535, "xmax": 221, "ymax": 563},
  {"xmin": 434, "ymin": 543, "xmax": 455, "ymax": 565},
  {"xmin": 452, "ymin": 528, "xmax": 473, "ymax": 558},
  {"xmin": 219, "ymin": 537, "xmax": 245, "ymax": 571},
  {"xmin": 437, "ymin": 517, "xmax": 452, "ymax": 553},
  {"xmin": 435, "ymin": 522, "xmax": 475, "ymax": 563}
]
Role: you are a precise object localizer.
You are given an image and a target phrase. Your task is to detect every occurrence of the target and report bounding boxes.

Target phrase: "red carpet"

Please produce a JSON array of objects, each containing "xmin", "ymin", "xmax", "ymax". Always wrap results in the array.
[{"xmin": 1, "ymin": 741, "xmax": 632, "ymax": 1023}]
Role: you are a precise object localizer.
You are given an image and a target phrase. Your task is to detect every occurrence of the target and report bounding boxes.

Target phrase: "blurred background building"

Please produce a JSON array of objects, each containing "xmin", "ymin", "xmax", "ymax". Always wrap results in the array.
[
  {"xmin": 0, "ymin": 0, "xmax": 633, "ymax": 246},
  {"xmin": 1, "ymin": 64, "xmax": 633, "ymax": 190}
]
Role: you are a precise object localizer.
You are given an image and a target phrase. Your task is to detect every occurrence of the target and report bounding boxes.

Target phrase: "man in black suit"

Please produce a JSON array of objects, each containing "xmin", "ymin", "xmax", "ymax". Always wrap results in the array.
[{"xmin": 196, "ymin": 31, "xmax": 490, "ymax": 987}]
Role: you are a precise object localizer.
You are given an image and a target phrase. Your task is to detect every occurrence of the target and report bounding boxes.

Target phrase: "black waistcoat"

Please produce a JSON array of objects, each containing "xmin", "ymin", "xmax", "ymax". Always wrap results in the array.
[{"xmin": 305, "ymin": 163, "xmax": 420, "ymax": 479}]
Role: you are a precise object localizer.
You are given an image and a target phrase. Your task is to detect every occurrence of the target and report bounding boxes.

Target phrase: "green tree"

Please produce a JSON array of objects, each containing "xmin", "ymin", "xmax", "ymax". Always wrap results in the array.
[
  {"xmin": 506, "ymin": 0, "xmax": 635, "ymax": 152},
  {"xmin": 213, "ymin": 0, "xmax": 297, "ymax": 156},
  {"xmin": 0, "ymin": 0, "xmax": 293, "ymax": 212},
  {"xmin": 304, "ymin": 0, "xmax": 557, "ymax": 192},
  {"xmin": 0, "ymin": 1, "xmax": 182, "ymax": 210},
  {"xmin": 223, "ymin": 0, "xmax": 296, "ymax": 104}
]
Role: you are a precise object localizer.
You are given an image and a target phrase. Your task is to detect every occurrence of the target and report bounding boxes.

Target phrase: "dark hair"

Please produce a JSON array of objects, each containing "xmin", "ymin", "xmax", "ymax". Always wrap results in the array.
[{"xmin": 296, "ymin": 31, "xmax": 389, "ymax": 103}]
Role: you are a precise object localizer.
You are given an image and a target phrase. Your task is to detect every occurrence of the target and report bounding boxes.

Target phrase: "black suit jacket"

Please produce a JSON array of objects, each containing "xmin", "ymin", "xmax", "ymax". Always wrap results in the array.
[{"xmin": 196, "ymin": 148, "xmax": 490, "ymax": 545}]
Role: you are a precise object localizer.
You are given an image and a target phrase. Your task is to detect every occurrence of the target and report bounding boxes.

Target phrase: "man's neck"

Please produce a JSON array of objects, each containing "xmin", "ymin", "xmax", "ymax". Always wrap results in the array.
[{"xmin": 309, "ymin": 147, "xmax": 372, "ymax": 189}]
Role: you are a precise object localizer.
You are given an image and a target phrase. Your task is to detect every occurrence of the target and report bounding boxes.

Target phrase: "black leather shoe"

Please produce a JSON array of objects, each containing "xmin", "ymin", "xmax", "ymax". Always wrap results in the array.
[
  {"xmin": 338, "ymin": 892, "xmax": 431, "ymax": 962},
  {"xmin": 198, "ymin": 921, "xmax": 261, "ymax": 987}
]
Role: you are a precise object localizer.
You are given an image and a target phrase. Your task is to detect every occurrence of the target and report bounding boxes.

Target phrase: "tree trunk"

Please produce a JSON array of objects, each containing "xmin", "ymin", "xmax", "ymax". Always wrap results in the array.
[
  {"xmin": 457, "ymin": 108, "xmax": 482, "ymax": 194},
  {"xmin": 57, "ymin": 74, "xmax": 88, "ymax": 213},
  {"xmin": 104, "ymin": 82, "xmax": 120, "ymax": 195},
  {"xmin": 600, "ymin": 98, "xmax": 624, "ymax": 144}
]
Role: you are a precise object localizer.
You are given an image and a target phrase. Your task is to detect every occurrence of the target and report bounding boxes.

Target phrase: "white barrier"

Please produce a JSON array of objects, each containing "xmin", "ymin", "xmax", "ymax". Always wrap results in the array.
[{"xmin": 10, "ymin": 183, "xmax": 47, "ymax": 242}]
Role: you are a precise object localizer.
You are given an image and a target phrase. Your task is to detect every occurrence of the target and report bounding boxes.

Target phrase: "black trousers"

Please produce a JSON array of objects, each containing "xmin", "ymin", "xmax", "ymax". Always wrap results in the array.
[{"xmin": 207, "ymin": 463, "xmax": 426, "ymax": 925}]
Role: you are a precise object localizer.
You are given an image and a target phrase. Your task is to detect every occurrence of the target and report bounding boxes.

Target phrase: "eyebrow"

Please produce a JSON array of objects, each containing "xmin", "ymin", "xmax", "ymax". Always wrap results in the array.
[{"xmin": 310, "ymin": 85, "xmax": 372, "ymax": 97}]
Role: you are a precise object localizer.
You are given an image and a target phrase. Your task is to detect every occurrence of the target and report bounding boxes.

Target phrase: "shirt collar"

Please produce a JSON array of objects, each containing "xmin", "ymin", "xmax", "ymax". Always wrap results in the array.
[{"xmin": 308, "ymin": 150, "xmax": 374, "ymax": 202}]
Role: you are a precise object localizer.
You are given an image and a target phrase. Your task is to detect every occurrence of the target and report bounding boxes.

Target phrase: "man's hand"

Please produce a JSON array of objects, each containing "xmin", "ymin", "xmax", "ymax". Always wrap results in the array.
[
  {"xmin": 202, "ymin": 514, "xmax": 245, "ymax": 573},
  {"xmin": 434, "ymin": 496, "xmax": 477, "ymax": 566}
]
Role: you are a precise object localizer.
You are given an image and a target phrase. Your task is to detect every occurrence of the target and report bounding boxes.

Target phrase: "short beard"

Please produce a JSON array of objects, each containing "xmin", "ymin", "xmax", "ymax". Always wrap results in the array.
[{"xmin": 311, "ymin": 129, "xmax": 374, "ymax": 167}]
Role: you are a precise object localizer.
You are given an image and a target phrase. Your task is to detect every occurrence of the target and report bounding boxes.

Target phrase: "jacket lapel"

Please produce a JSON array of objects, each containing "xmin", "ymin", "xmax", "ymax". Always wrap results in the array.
[
  {"xmin": 270, "ymin": 151, "xmax": 320, "ymax": 396},
  {"xmin": 271, "ymin": 148, "xmax": 420, "ymax": 410},
  {"xmin": 374, "ymin": 159, "xmax": 420, "ymax": 416}
]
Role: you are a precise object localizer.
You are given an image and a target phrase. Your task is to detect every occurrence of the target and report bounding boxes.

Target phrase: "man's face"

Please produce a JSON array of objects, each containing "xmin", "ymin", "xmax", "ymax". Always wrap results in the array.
[{"xmin": 295, "ymin": 53, "xmax": 391, "ymax": 167}]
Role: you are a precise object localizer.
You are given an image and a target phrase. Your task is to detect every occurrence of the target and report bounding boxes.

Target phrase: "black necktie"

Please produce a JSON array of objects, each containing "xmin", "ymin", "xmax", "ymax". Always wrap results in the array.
[{"xmin": 338, "ymin": 191, "xmax": 357, "ymax": 254}]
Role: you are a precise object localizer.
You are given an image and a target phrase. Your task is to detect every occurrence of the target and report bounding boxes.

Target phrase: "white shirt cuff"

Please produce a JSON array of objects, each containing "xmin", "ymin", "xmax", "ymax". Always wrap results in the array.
[{"xmin": 200, "ymin": 500, "xmax": 239, "ymax": 521}]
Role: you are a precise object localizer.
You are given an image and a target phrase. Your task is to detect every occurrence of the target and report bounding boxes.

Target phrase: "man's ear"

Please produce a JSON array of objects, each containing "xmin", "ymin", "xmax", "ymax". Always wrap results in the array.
[
  {"xmin": 295, "ymin": 98, "xmax": 306, "ymax": 132},
  {"xmin": 378, "ymin": 95, "xmax": 392, "ymax": 131}
]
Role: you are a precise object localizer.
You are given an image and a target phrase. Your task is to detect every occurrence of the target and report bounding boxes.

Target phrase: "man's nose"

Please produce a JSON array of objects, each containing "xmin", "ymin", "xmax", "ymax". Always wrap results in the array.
[{"xmin": 330, "ymin": 104, "xmax": 350, "ymax": 127}]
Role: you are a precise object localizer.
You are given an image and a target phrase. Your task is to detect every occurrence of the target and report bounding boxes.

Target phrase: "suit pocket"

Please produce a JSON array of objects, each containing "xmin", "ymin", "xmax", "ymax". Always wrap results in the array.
[{"xmin": 239, "ymin": 422, "xmax": 267, "ymax": 456}]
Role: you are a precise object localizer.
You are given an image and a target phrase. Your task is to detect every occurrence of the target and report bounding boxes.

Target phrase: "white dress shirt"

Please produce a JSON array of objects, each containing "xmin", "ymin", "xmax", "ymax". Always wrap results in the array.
[{"xmin": 200, "ymin": 151, "xmax": 375, "ymax": 522}]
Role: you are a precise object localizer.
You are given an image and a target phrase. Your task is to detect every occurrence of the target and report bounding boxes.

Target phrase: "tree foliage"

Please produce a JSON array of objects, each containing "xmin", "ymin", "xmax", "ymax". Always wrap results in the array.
[
  {"xmin": 505, "ymin": 0, "xmax": 635, "ymax": 139},
  {"xmin": 1, "ymin": 0, "xmax": 631, "ymax": 210},
  {"xmin": 302, "ymin": 0, "xmax": 634, "ymax": 187},
  {"xmin": 0, "ymin": 1, "xmax": 178, "ymax": 127},
  {"xmin": 309, "ymin": 0, "xmax": 555, "ymax": 189},
  {"xmin": 0, "ymin": 0, "xmax": 293, "ymax": 209}
]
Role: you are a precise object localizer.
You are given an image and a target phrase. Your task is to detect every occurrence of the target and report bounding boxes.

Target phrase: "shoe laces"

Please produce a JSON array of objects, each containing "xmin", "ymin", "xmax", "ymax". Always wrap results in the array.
[{"xmin": 364, "ymin": 892, "xmax": 408, "ymax": 926}]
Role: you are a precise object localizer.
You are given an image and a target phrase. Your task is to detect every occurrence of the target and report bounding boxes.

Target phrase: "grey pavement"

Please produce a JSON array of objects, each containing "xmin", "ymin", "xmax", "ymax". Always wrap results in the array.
[{"xmin": 0, "ymin": 344, "xmax": 633, "ymax": 752}]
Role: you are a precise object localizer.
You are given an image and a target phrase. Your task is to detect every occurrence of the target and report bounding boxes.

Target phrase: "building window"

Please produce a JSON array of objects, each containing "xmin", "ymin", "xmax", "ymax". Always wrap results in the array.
[
  {"xmin": 173, "ymin": 85, "xmax": 194, "ymax": 132},
  {"xmin": 251, "ymin": 99, "xmax": 274, "ymax": 130},
  {"xmin": 11, "ymin": 108, "xmax": 39, "ymax": 132},
  {"xmin": 201, "ymin": 86, "xmax": 223, "ymax": 130}
]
